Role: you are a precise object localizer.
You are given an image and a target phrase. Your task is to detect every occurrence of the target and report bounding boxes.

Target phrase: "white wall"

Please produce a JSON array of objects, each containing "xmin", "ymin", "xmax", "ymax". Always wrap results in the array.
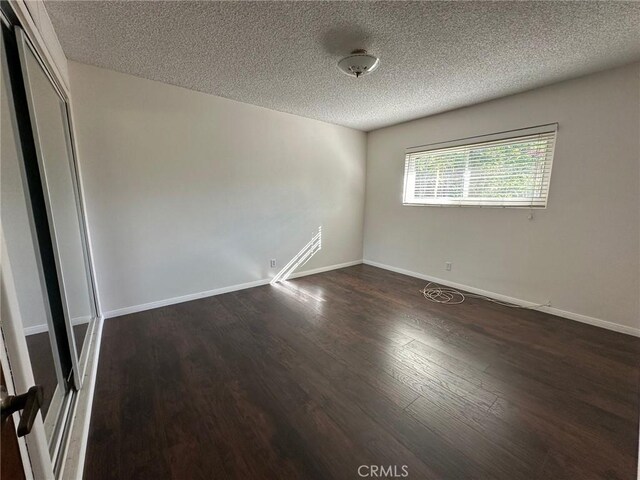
[
  {"xmin": 364, "ymin": 63, "xmax": 640, "ymax": 334},
  {"xmin": 68, "ymin": 62, "xmax": 366, "ymax": 316}
]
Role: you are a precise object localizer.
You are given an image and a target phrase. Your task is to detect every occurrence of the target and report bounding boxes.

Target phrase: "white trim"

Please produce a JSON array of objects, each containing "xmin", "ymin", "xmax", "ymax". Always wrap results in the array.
[
  {"xmin": 406, "ymin": 122, "xmax": 558, "ymax": 154},
  {"xmin": 22, "ymin": 323, "xmax": 49, "ymax": 336},
  {"xmin": 8, "ymin": 0, "xmax": 70, "ymax": 94},
  {"xmin": 104, "ymin": 260, "xmax": 363, "ymax": 319},
  {"xmin": 0, "ymin": 227, "xmax": 54, "ymax": 479},
  {"xmin": 104, "ymin": 279, "xmax": 271, "ymax": 319},
  {"xmin": 288, "ymin": 259, "xmax": 361, "ymax": 280},
  {"xmin": 363, "ymin": 259, "xmax": 640, "ymax": 337},
  {"xmin": 0, "ymin": 331, "xmax": 35, "ymax": 480},
  {"xmin": 58, "ymin": 316, "xmax": 103, "ymax": 480},
  {"xmin": 22, "ymin": 315, "xmax": 92, "ymax": 337}
]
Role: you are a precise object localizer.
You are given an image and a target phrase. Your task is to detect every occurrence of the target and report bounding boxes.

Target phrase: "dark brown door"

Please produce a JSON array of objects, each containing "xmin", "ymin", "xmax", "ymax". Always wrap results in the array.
[{"xmin": 1, "ymin": 368, "xmax": 26, "ymax": 480}]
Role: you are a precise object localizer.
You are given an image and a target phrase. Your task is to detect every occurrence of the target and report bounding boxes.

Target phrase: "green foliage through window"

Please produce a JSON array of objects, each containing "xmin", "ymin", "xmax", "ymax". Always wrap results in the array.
[{"xmin": 404, "ymin": 129, "xmax": 556, "ymax": 207}]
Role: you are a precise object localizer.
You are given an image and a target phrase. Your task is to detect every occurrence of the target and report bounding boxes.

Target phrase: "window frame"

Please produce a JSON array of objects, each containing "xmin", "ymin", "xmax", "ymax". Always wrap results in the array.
[{"xmin": 402, "ymin": 123, "xmax": 558, "ymax": 209}]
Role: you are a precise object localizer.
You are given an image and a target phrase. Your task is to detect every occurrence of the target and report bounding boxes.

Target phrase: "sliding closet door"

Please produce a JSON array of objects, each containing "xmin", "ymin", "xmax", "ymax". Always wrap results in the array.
[
  {"xmin": 16, "ymin": 28, "xmax": 96, "ymax": 389},
  {"xmin": 1, "ymin": 20, "xmax": 58, "ymax": 476},
  {"xmin": 2, "ymin": 8, "xmax": 98, "ymax": 474}
]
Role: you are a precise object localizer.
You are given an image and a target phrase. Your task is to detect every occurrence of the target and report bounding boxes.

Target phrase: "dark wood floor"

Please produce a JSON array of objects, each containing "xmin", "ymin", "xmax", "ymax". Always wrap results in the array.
[
  {"xmin": 26, "ymin": 323, "xmax": 89, "ymax": 417},
  {"xmin": 84, "ymin": 265, "xmax": 639, "ymax": 479}
]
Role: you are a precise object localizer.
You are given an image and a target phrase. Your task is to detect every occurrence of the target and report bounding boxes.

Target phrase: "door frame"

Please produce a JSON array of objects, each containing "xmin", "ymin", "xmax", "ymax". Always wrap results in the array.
[
  {"xmin": 5, "ymin": 0, "xmax": 102, "ymax": 325},
  {"xmin": 1, "ymin": 228, "xmax": 53, "ymax": 480},
  {"xmin": 1, "ymin": 2, "xmax": 103, "ymax": 478},
  {"xmin": 2, "ymin": 14, "xmax": 77, "ymax": 470}
]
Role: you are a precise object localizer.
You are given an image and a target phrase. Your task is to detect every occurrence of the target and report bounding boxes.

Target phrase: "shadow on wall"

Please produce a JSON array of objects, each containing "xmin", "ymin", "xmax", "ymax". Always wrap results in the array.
[{"xmin": 271, "ymin": 226, "xmax": 322, "ymax": 284}]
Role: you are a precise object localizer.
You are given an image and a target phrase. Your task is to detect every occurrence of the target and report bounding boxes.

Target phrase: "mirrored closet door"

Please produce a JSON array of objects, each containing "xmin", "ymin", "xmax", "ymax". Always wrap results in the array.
[
  {"xmin": 16, "ymin": 28, "xmax": 96, "ymax": 364},
  {"xmin": 1, "ymin": 13, "xmax": 98, "ymax": 475}
]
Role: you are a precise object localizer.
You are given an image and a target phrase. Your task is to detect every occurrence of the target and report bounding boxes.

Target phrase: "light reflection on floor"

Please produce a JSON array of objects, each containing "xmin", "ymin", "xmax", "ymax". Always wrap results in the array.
[{"xmin": 272, "ymin": 280, "xmax": 326, "ymax": 305}]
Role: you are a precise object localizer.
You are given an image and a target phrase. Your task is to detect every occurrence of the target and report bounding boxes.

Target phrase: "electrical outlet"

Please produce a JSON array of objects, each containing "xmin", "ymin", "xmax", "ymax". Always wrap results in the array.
[
  {"xmin": 270, "ymin": 259, "xmax": 277, "ymax": 268},
  {"xmin": 445, "ymin": 262, "xmax": 452, "ymax": 271}
]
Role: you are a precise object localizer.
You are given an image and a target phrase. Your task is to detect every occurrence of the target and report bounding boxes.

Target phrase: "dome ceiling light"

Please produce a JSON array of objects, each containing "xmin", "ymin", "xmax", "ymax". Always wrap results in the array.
[{"xmin": 337, "ymin": 49, "xmax": 380, "ymax": 78}]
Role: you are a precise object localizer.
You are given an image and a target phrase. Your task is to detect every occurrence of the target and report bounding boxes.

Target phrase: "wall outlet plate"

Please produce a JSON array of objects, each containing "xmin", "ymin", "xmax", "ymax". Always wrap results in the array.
[
  {"xmin": 270, "ymin": 259, "xmax": 277, "ymax": 268},
  {"xmin": 445, "ymin": 262, "xmax": 452, "ymax": 271}
]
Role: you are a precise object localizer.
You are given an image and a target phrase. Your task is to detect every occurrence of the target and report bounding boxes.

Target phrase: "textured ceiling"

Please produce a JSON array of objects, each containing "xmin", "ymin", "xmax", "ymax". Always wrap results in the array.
[{"xmin": 45, "ymin": 1, "xmax": 640, "ymax": 131}]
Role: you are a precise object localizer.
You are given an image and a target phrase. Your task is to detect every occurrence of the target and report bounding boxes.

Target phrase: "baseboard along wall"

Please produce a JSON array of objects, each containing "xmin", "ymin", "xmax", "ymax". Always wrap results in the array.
[
  {"xmin": 363, "ymin": 259, "xmax": 640, "ymax": 337},
  {"xmin": 23, "ymin": 315, "xmax": 92, "ymax": 336},
  {"xmin": 103, "ymin": 260, "xmax": 363, "ymax": 319},
  {"xmin": 72, "ymin": 257, "xmax": 637, "ymax": 338}
]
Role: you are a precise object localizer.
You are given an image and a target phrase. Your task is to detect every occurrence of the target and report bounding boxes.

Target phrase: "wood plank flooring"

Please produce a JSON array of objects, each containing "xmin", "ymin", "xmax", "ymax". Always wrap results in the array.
[{"xmin": 84, "ymin": 265, "xmax": 639, "ymax": 479}]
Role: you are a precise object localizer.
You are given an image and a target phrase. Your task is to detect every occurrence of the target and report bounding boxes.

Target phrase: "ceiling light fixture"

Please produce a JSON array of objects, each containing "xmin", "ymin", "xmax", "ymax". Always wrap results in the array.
[{"xmin": 337, "ymin": 49, "xmax": 380, "ymax": 78}]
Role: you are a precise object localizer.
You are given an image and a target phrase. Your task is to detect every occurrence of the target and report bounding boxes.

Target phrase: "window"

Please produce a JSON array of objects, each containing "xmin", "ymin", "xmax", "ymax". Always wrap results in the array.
[{"xmin": 403, "ymin": 124, "xmax": 557, "ymax": 208}]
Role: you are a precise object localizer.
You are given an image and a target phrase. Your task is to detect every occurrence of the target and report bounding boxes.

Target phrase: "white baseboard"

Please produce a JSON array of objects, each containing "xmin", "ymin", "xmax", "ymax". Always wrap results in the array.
[
  {"xmin": 22, "ymin": 324, "xmax": 49, "ymax": 336},
  {"xmin": 104, "ymin": 260, "xmax": 363, "ymax": 319},
  {"xmin": 104, "ymin": 278, "xmax": 272, "ymax": 319},
  {"xmin": 23, "ymin": 315, "xmax": 92, "ymax": 336},
  {"xmin": 287, "ymin": 260, "xmax": 362, "ymax": 280},
  {"xmin": 363, "ymin": 259, "xmax": 640, "ymax": 337}
]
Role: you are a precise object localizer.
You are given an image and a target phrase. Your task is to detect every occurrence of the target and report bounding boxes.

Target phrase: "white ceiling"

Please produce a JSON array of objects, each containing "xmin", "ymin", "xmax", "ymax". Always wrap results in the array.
[{"xmin": 45, "ymin": 1, "xmax": 640, "ymax": 131}]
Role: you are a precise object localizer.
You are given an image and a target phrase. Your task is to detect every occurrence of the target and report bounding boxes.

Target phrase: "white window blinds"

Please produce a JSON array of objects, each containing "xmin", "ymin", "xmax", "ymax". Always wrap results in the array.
[{"xmin": 403, "ymin": 124, "xmax": 557, "ymax": 208}]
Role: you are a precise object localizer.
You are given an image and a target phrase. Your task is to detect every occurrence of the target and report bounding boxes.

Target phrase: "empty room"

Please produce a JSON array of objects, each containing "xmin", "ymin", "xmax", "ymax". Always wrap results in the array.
[{"xmin": 1, "ymin": 1, "xmax": 639, "ymax": 479}]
